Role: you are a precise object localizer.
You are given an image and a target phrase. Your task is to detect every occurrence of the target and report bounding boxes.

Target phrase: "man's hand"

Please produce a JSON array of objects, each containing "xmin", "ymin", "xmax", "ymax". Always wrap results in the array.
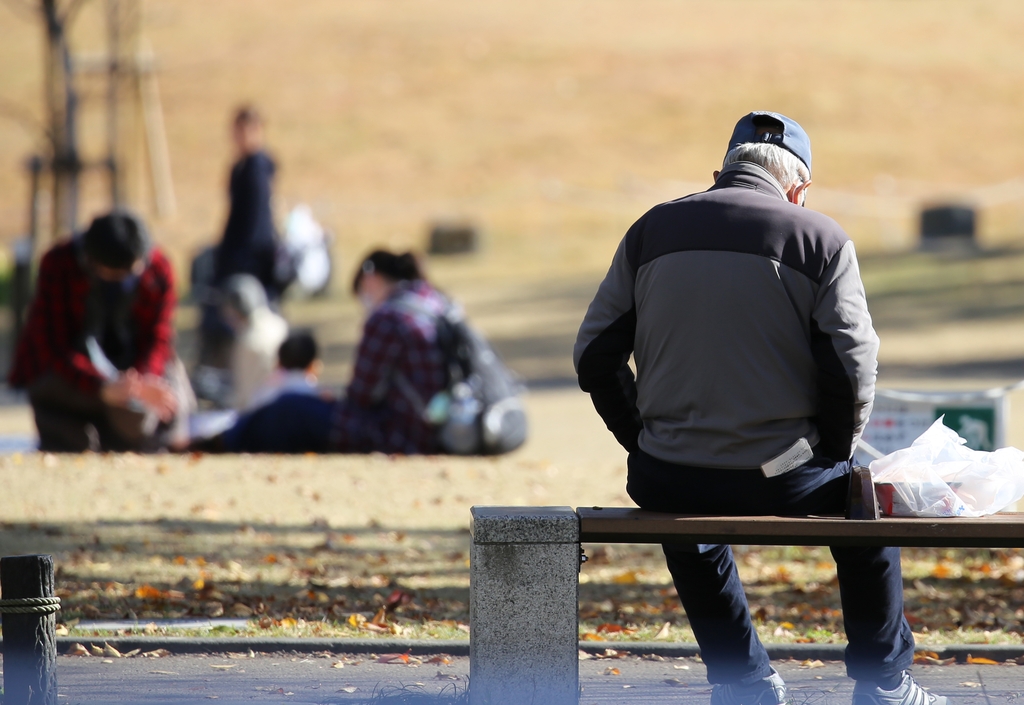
[
  {"xmin": 135, "ymin": 373, "xmax": 178, "ymax": 422},
  {"xmin": 100, "ymin": 374, "xmax": 134, "ymax": 408},
  {"xmin": 100, "ymin": 369, "xmax": 178, "ymax": 422}
]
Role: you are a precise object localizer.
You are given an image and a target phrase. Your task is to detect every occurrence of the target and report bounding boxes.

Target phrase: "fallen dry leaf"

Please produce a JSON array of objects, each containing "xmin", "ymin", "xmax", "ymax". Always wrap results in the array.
[
  {"xmin": 55, "ymin": 625, "xmax": 69, "ymax": 636},
  {"xmin": 664, "ymin": 678, "xmax": 688, "ymax": 687},
  {"xmin": 338, "ymin": 687, "xmax": 358, "ymax": 694},
  {"xmin": 210, "ymin": 664, "xmax": 237, "ymax": 670},
  {"xmin": 149, "ymin": 670, "xmax": 179, "ymax": 675},
  {"xmin": 612, "ymin": 570, "xmax": 639, "ymax": 584},
  {"xmin": 89, "ymin": 645, "xmax": 104, "ymax": 657},
  {"xmin": 653, "ymin": 622, "xmax": 671, "ymax": 640},
  {"xmin": 966, "ymin": 655, "xmax": 1000, "ymax": 665},
  {"xmin": 370, "ymin": 606, "xmax": 389, "ymax": 626},
  {"xmin": 578, "ymin": 650, "xmax": 593, "ymax": 661},
  {"xmin": 332, "ymin": 661, "xmax": 345, "ymax": 669},
  {"xmin": 103, "ymin": 643, "xmax": 122, "ymax": 658},
  {"xmin": 800, "ymin": 659, "xmax": 825, "ymax": 669},
  {"xmin": 603, "ymin": 667, "xmax": 621, "ymax": 676},
  {"xmin": 914, "ymin": 655, "xmax": 956, "ymax": 666},
  {"xmin": 426, "ymin": 655, "xmax": 452, "ymax": 665},
  {"xmin": 134, "ymin": 584, "xmax": 168, "ymax": 601},
  {"xmin": 230, "ymin": 603, "xmax": 254, "ymax": 617},
  {"xmin": 142, "ymin": 649, "xmax": 172, "ymax": 658},
  {"xmin": 377, "ymin": 652, "xmax": 411, "ymax": 664},
  {"xmin": 960, "ymin": 682, "xmax": 982, "ymax": 688},
  {"xmin": 123, "ymin": 649, "xmax": 141, "ymax": 658},
  {"xmin": 66, "ymin": 643, "xmax": 89, "ymax": 656}
]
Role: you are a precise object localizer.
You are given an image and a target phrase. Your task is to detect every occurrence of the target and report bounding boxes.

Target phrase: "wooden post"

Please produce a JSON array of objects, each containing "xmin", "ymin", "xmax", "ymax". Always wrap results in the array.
[{"xmin": 1, "ymin": 555, "xmax": 59, "ymax": 705}]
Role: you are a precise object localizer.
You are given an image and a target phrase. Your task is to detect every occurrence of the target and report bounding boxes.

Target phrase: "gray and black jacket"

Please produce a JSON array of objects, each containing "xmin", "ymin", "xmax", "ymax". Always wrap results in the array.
[{"xmin": 574, "ymin": 162, "xmax": 879, "ymax": 469}]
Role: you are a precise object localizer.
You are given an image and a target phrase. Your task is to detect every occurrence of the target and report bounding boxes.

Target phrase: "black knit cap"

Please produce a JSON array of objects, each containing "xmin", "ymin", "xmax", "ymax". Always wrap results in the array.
[
  {"xmin": 351, "ymin": 249, "xmax": 423, "ymax": 293},
  {"xmin": 82, "ymin": 210, "xmax": 151, "ymax": 270}
]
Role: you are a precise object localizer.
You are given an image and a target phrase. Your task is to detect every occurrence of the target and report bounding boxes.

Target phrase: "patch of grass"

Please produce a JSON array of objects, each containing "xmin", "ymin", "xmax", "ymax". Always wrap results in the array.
[{"xmin": 860, "ymin": 248, "xmax": 1024, "ymax": 328}]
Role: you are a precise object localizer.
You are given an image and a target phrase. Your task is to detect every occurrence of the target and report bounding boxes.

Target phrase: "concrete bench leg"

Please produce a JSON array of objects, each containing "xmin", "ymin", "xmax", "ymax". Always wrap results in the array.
[{"xmin": 470, "ymin": 506, "xmax": 580, "ymax": 705}]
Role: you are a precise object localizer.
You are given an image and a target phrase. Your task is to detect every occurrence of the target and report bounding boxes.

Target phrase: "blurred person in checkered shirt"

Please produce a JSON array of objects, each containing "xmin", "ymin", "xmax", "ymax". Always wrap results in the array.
[
  {"xmin": 8, "ymin": 211, "xmax": 194, "ymax": 452},
  {"xmin": 191, "ymin": 250, "xmax": 447, "ymax": 454}
]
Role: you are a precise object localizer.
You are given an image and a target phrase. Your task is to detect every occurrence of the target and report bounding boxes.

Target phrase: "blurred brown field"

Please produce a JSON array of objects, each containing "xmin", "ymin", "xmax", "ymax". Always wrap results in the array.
[{"xmin": 3, "ymin": 0, "xmax": 1024, "ymax": 281}]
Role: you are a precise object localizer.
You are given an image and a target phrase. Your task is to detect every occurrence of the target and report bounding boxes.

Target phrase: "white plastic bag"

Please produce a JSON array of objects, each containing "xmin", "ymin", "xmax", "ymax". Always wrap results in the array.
[{"xmin": 868, "ymin": 416, "xmax": 1024, "ymax": 517}]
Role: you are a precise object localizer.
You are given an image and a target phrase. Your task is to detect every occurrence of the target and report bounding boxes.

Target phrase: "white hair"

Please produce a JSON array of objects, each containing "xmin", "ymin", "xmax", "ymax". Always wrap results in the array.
[{"xmin": 723, "ymin": 142, "xmax": 810, "ymax": 191}]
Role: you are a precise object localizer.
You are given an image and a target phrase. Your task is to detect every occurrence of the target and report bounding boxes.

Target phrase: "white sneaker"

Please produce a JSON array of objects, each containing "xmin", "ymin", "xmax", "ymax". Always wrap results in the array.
[
  {"xmin": 852, "ymin": 672, "xmax": 947, "ymax": 705},
  {"xmin": 710, "ymin": 668, "xmax": 789, "ymax": 705}
]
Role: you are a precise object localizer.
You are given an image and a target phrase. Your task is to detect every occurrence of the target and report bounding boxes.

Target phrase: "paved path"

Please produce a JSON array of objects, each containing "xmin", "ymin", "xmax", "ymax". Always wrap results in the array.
[{"xmin": 6, "ymin": 653, "xmax": 1019, "ymax": 704}]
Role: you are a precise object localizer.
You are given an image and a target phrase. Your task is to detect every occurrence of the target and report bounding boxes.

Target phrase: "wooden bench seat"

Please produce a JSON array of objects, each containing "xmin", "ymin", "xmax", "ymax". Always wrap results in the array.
[{"xmin": 578, "ymin": 507, "xmax": 1024, "ymax": 548}]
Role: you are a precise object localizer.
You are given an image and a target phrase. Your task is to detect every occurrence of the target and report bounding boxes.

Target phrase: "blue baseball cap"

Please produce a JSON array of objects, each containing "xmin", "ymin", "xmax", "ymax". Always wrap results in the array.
[{"xmin": 727, "ymin": 111, "xmax": 812, "ymax": 175}]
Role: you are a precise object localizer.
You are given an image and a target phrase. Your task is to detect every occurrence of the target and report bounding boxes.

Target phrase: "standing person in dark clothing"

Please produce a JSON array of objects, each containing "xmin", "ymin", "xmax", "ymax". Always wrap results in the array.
[
  {"xmin": 198, "ymin": 106, "xmax": 285, "ymax": 375},
  {"xmin": 216, "ymin": 106, "xmax": 280, "ymax": 297},
  {"xmin": 9, "ymin": 210, "xmax": 192, "ymax": 452}
]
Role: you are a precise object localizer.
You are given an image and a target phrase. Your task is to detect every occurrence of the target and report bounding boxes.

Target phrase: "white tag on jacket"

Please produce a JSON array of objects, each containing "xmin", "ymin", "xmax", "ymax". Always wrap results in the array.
[{"xmin": 760, "ymin": 437, "xmax": 813, "ymax": 478}]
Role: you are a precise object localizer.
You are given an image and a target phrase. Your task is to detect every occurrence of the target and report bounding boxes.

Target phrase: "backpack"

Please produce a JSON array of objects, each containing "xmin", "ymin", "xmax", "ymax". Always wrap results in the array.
[{"xmin": 391, "ymin": 297, "xmax": 528, "ymax": 455}]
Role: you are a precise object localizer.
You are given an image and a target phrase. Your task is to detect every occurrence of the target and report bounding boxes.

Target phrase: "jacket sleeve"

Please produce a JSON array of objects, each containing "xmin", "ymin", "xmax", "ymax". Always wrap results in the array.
[
  {"xmin": 809, "ymin": 240, "xmax": 879, "ymax": 462},
  {"xmin": 132, "ymin": 250, "xmax": 176, "ymax": 378},
  {"xmin": 37, "ymin": 249, "xmax": 107, "ymax": 393},
  {"xmin": 573, "ymin": 230, "xmax": 643, "ymax": 453}
]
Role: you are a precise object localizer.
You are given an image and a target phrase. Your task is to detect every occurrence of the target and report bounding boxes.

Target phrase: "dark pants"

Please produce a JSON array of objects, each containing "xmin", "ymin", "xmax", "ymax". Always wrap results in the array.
[
  {"xmin": 222, "ymin": 393, "xmax": 335, "ymax": 453},
  {"xmin": 221, "ymin": 394, "xmax": 393, "ymax": 454},
  {"xmin": 627, "ymin": 449, "xmax": 915, "ymax": 685}
]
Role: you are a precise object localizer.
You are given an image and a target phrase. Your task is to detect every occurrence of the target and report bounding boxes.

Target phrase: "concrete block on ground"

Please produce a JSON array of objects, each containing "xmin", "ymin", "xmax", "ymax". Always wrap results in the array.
[{"xmin": 470, "ymin": 506, "xmax": 580, "ymax": 705}]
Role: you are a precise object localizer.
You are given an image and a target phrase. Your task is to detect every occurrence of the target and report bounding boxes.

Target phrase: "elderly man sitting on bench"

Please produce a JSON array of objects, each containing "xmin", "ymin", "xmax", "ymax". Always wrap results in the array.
[{"xmin": 575, "ymin": 112, "xmax": 943, "ymax": 705}]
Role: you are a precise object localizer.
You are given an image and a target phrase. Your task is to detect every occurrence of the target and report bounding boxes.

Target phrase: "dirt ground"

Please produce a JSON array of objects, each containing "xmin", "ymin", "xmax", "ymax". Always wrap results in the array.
[{"xmin": 0, "ymin": 385, "xmax": 632, "ymax": 527}]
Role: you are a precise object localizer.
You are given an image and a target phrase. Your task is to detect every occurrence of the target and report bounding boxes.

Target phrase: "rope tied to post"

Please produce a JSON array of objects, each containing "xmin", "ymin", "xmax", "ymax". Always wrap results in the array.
[{"xmin": 0, "ymin": 596, "xmax": 61, "ymax": 614}]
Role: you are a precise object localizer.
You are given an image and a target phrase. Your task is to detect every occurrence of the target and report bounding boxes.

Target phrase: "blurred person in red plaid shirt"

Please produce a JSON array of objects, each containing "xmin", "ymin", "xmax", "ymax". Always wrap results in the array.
[
  {"xmin": 192, "ymin": 250, "xmax": 447, "ymax": 454},
  {"xmin": 8, "ymin": 211, "xmax": 193, "ymax": 452}
]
